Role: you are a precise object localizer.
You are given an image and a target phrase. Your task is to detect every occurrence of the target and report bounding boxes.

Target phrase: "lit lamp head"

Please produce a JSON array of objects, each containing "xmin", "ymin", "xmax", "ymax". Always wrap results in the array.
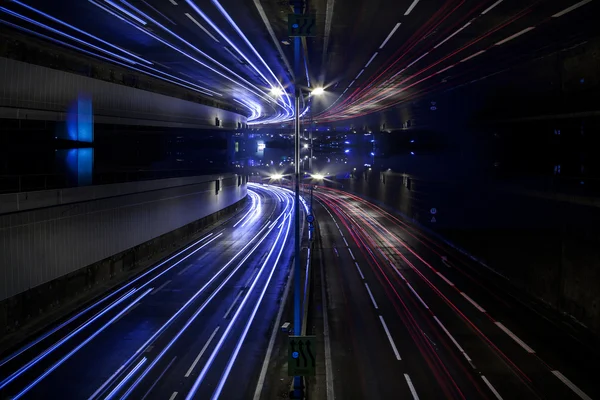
[
  {"xmin": 270, "ymin": 173, "xmax": 283, "ymax": 180},
  {"xmin": 311, "ymin": 173, "xmax": 325, "ymax": 181},
  {"xmin": 311, "ymin": 87, "xmax": 325, "ymax": 96},
  {"xmin": 270, "ymin": 87, "xmax": 284, "ymax": 97}
]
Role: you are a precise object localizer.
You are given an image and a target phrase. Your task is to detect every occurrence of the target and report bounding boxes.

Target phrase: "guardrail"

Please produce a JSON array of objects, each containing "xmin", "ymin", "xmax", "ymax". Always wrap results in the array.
[{"xmin": 0, "ymin": 168, "xmax": 234, "ymax": 194}]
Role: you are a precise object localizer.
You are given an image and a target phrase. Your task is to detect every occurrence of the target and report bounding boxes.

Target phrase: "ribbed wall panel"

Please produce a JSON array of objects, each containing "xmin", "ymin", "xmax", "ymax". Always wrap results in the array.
[
  {"xmin": 0, "ymin": 175, "xmax": 246, "ymax": 301},
  {"xmin": 0, "ymin": 57, "xmax": 246, "ymax": 129}
]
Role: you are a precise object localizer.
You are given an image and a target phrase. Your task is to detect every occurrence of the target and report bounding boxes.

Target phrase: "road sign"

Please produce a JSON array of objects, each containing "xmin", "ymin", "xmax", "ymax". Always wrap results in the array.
[
  {"xmin": 430, "ymin": 207, "xmax": 437, "ymax": 215},
  {"xmin": 288, "ymin": 14, "xmax": 316, "ymax": 37},
  {"xmin": 431, "ymin": 216, "xmax": 437, "ymax": 223},
  {"xmin": 288, "ymin": 335, "xmax": 316, "ymax": 376},
  {"xmin": 307, "ymin": 214, "xmax": 314, "ymax": 223}
]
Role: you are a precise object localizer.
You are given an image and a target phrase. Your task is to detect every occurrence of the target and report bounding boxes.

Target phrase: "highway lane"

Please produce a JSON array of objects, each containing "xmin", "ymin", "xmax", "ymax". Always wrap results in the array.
[
  {"xmin": 0, "ymin": 183, "xmax": 295, "ymax": 400},
  {"xmin": 316, "ymin": 194, "xmax": 489, "ymax": 400},
  {"xmin": 315, "ymin": 186, "xmax": 597, "ymax": 400},
  {"xmin": 317, "ymin": 201, "xmax": 424, "ymax": 400}
]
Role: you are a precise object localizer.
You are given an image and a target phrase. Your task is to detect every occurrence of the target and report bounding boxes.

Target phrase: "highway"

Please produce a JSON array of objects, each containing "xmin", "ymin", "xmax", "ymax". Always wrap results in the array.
[
  {"xmin": 0, "ymin": 183, "xmax": 295, "ymax": 400},
  {"xmin": 314, "ymin": 186, "xmax": 598, "ymax": 400}
]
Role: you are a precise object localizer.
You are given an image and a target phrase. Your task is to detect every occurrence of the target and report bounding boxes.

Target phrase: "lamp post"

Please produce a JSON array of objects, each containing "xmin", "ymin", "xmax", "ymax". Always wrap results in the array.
[
  {"xmin": 271, "ymin": 78, "xmax": 324, "ymax": 400},
  {"xmin": 309, "ymin": 173, "xmax": 324, "ymax": 213},
  {"xmin": 308, "ymin": 89, "xmax": 324, "ymax": 175}
]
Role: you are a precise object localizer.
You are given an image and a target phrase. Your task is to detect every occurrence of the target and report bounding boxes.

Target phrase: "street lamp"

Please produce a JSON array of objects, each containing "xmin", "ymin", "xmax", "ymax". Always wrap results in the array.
[
  {"xmin": 270, "ymin": 87, "xmax": 284, "ymax": 97},
  {"xmin": 279, "ymin": 85, "xmax": 327, "ymax": 357},
  {"xmin": 276, "ymin": 49, "xmax": 327, "ymax": 398},
  {"xmin": 311, "ymin": 87, "xmax": 325, "ymax": 96},
  {"xmin": 307, "ymin": 87, "xmax": 325, "ymax": 179},
  {"xmin": 309, "ymin": 173, "xmax": 325, "ymax": 213}
]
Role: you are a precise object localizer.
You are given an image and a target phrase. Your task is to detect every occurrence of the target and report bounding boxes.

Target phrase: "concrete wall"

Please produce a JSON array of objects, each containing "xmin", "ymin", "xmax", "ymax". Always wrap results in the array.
[
  {"xmin": 0, "ymin": 174, "xmax": 247, "ymax": 302},
  {"xmin": 327, "ymin": 174, "xmax": 600, "ymax": 334},
  {"xmin": 0, "ymin": 57, "xmax": 246, "ymax": 129}
]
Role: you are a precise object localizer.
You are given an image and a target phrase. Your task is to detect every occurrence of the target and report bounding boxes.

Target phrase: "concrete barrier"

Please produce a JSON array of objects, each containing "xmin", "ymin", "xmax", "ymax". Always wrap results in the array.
[{"xmin": 0, "ymin": 196, "xmax": 246, "ymax": 349}]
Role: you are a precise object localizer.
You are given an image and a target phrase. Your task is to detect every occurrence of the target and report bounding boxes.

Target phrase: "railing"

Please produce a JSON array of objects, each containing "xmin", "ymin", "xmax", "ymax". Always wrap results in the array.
[
  {"xmin": 0, "ymin": 29, "xmax": 249, "ymax": 117},
  {"xmin": 0, "ymin": 168, "xmax": 234, "ymax": 194}
]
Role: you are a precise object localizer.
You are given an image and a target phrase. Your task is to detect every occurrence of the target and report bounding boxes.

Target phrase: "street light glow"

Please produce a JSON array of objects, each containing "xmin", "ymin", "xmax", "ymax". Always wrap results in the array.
[
  {"xmin": 303, "ymin": 144, "xmax": 309, "ymax": 149},
  {"xmin": 271, "ymin": 173, "xmax": 283, "ymax": 180},
  {"xmin": 271, "ymin": 87, "xmax": 284, "ymax": 97},
  {"xmin": 311, "ymin": 173, "xmax": 325, "ymax": 180},
  {"xmin": 311, "ymin": 87, "xmax": 325, "ymax": 96}
]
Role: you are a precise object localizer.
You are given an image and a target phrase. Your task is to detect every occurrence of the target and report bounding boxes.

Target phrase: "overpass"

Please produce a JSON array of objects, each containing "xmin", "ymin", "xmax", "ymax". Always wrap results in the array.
[{"xmin": 1, "ymin": 0, "xmax": 599, "ymax": 399}]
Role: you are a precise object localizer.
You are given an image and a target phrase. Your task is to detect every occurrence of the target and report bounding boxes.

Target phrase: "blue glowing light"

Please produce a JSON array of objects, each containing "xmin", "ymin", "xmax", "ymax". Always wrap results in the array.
[
  {"xmin": 10, "ymin": 0, "xmax": 152, "ymax": 64},
  {"xmin": 0, "ymin": 18, "xmax": 218, "ymax": 98},
  {"xmin": 210, "ymin": 0, "xmax": 293, "ymax": 108},
  {"xmin": 344, "ymin": 141, "xmax": 350, "ymax": 144},
  {"xmin": 59, "ymin": 148, "xmax": 93, "ymax": 187},
  {"xmin": 90, "ymin": 0, "xmax": 284, "ymax": 112},
  {"xmin": 410, "ymin": 151, "xmax": 415, "ymax": 155},
  {"xmin": 185, "ymin": 1, "xmax": 271, "ymax": 87},
  {"xmin": 77, "ymin": 148, "xmax": 94, "ymax": 185},
  {"xmin": 139, "ymin": 0, "xmax": 176, "ymax": 25},
  {"xmin": 0, "ymin": 6, "xmax": 136, "ymax": 65},
  {"xmin": 410, "ymin": 139, "xmax": 415, "ymax": 143},
  {"xmin": 345, "ymin": 149, "xmax": 350, "ymax": 153},
  {"xmin": 104, "ymin": 0, "xmax": 147, "ymax": 25},
  {"xmin": 370, "ymin": 152, "xmax": 375, "ymax": 156},
  {"xmin": 67, "ymin": 95, "xmax": 94, "ymax": 142}
]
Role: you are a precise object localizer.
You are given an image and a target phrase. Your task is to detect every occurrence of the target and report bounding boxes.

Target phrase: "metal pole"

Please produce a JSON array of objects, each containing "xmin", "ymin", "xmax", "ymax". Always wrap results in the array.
[
  {"xmin": 292, "ymin": 2, "xmax": 303, "ymax": 397},
  {"xmin": 294, "ymin": 90, "xmax": 301, "ymax": 334},
  {"xmin": 293, "ymin": 86, "xmax": 303, "ymax": 400},
  {"xmin": 309, "ymin": 103, "xmax": 313, "ymax": 173}
]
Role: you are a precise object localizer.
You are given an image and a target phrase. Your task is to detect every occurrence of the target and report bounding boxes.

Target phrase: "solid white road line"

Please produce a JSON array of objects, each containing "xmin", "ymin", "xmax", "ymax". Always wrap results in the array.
[
  {"xmin": 169, "ymin": 392, "xmax": 178, "ymax": 400},
  {"xmin": 460, "ymin": 292, "xmax": 486, "ymax": 312},
  {"xmin": 111, "ymin": 303, "xmax": 141, "ymax": 325},
  {"xmin": 379, "ymin": 316, "xmax": 401, "ymax": 360},
  {"xmin": 404, "ymin": 0, "xmax": 421, "ymax": 15},
  {"xmin": 322, "ymin": 237, "xmax": 335, "ymax": 399},
  {"xmin": 552, "ymin": 0, "xmax": 593, "ymax": 18},
  {"xmin": 406, "ymin": 282, "xmax": 429, "ymax": 310},
  {"xmin": 177, "ymin": 262, "xmax": 196, "ymax": 276},
  {"xmin": 481, "ymin": 0, "xmax": 503, "ymax": 14},
  {"xmin": 436, "ymin": 271, "xmax": 455, "ymax": 286},
  {"xmin": 433, "ymin": 316, "xmax": 472, "ymax": 362},
  {"xmin": 552, "ymin": 370, "xmax": 592, "ymax": 400},
  {"xmin": 494, "ymin": 322, "xmax": 535, "ymax": 353},
  {"xmin": 223, "ymin": 290, "xmax": 244, "ymax": 319},
  {"xmin": 481, "ymin": 376, "xmax": 503, "ymax": 399},
  {"xmin": 185, "ymin": 327, "xmax": 220, "ymax": 378},
  {"xmin": 253, "ymin": 267, "xmax": 294, "ymax": 400},
  {"xmin": 364, "ymin": 283, "xmax": 379, "ymax": 309},
  {"xmin": 404, "ymin": 374, "xmax": 420, "ymax": 400},
  {"xmin": 495, "ymin": 27, "xmax": 535, "ymax": 46},
  {"xmin": 151, "ymin": 280, "xmax": 172, "ymax": 295},
  {"xmin": 354, "ymin": 262, "xmax": 365, "ymax": 280}
]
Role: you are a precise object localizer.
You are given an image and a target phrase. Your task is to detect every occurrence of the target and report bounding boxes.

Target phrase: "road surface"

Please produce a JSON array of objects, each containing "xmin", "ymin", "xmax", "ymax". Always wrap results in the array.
[
  {"xmin": 314, "ymin": 186, "xmax": 597, "ymax": 400},
  {"xmin": 0, "ymin": 183, "xmax": 295, "ymax": 400}
]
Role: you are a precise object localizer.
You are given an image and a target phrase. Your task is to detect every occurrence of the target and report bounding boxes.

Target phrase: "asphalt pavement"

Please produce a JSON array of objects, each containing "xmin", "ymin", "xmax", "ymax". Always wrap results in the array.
[
  {"xmin": 0, "ymin": 183, "xmax": 295, "ymax": 400},
  {"xmin": 313, "ymin": 186, "xmax": 598, "ymax": 400}
]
